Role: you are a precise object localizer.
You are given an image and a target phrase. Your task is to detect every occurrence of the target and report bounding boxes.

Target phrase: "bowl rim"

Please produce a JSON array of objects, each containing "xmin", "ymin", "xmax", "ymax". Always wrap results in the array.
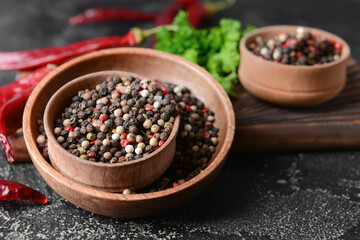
[
  {"xmin": 23, "ymin": 47, "xmax": 235, "ymax": 201},
  {"xmin": 240, "ymin": 24, "xmax": 351, "ymax": 70},
  {"xmin": 44, "ymin": 70, "xmax": 180, "ymax": 169}
]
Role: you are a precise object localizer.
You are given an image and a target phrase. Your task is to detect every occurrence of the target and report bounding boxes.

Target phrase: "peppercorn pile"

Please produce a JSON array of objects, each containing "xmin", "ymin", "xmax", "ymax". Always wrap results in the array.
[
  {"xmin": 53, "ymin": 75, "xmax": 178, "ymax": 163},
  {"xmin": 247, "ymin": 27, "xmax": 343, "ymax": 66},
  {"xmin": 145, "ymin": 83, "xmax": 219, "ymax": 192},
  {"xmin": 36, "ymin": 81, "xmax": 219, "ymax": 192}
]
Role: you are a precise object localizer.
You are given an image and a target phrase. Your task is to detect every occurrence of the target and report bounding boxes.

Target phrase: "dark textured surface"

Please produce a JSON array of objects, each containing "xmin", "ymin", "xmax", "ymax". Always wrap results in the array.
[{"xmin": 1, "ymin": 0, "xmax": 360, "ymax": 239}]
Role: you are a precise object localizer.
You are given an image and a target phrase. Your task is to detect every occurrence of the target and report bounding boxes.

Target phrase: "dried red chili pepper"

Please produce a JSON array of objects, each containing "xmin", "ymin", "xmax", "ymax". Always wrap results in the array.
[
  {"xmin": 187, "ymin": 0, "xmax": 235, "ymax": 27},
  {"xmin": 155, "ymin": 0, "xmax": 196, "ymax": 27},
  {"xmin": 0, "ymin": 180, "xmax": 48, "ymax": 204},
  {"xmin": 69, "ymin": 7, "xmax": 157, "ymax": 26},
  {"xmin": 0, "ymin": 65, "xmax": 53, "ymax": 163},
  {"xmin": 0, "ymin": 65, "xmax": 54, "ymax": 106},
  {"xmin": 0, "ymin": 88, "xmax": 33, "ymax": 163},
  {"xmin": 0, "ymin": 25, "xmax": 177, "ymax": 71}
]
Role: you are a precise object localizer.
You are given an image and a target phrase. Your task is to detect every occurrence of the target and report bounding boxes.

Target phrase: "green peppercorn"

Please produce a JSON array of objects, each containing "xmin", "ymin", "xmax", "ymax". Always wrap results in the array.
[
  {"xmin": 86, "ymin": 133, "xmax": 96, "ymax": 141},
  {"xmin": 78, "ymin": 147, "xmax": 86, "ymax": 154},
  {"xmin": 164, "ymin": 122, "xmax": 173, "ymax": 130},
  {"xmin": 80, "ymin": 154, "xmax": 88, "ymax": 160}
]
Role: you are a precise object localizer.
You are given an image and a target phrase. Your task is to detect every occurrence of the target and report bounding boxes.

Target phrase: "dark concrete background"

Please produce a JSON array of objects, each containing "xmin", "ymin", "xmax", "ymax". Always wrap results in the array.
[{"xmin": 1, "ymin": 0, "xmax": 360, "ymax": 239}]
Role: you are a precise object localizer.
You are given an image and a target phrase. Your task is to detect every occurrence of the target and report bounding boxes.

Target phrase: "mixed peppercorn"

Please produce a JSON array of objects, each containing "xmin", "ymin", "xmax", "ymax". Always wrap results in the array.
[
  {"xmin": 52, "ymin": 75, "xmax": 178, "ymax": 163},
  {"xmin": 36, "ymin": 81, "xmax": 219, "ymax": 192},
  {"xmin": 247, "ymin": 27, "xmax": 343, "ymax": 66},
  {"xmin": 145, "ymin": 82, "xmax": 219, "ymax": 192}
]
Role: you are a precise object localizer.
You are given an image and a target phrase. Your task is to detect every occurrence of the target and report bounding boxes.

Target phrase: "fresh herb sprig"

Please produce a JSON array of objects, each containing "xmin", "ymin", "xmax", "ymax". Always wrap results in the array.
[{"xmin": 155, "ymin": 11, "xmax": 256, "ymax": 96}]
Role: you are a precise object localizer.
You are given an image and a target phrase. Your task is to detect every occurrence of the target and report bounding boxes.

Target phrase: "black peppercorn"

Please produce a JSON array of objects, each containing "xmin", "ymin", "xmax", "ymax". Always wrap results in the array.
[
  {"xmin": 127, "ymin": 98, "xmax": 135, "ymax": 107},
  {"xmin": 100, "ymin": 106, "xmax": 109, "ymax": 114},
  {"xmin": 128, "ymin": 117, "xmax": 137, "ymax": 126},
  {"xmin": 115, "ymin": 117, "xmax": 124, "ymax": 126},
  {"xmin": 86, "ymin": 124, "xmax": 95, "ymax": 133},
  {"xmin": 145, "ymin": 145, "xmax": 154, "ymax": 153},
  {"xmin": 70, "ymin": 149, "xmax": 80, "ymax": 157},
  {"xmin": 137, "ymin": 114, "xmax": 145, "ymax": 123},
  {"xmin": 104, "ymin": 119, "xmax": 113, "ymax": 127},
  {"xmin": 90, "ymin": 145, "xmax": 99, "ymax": 153},
  {"xmin": 69, "ymin": 116, "xmax": 78, "ymax": 125},
  {"xmin": 111, "ymin": 75, "xmax": 120, "ymax": 84},
  {"xmin": 146, "ymin": 110, "xmax": 154, "ymax": 118},
  {"xmin": 122, "ymin": 105, "xmax": 130, "ymax": 113},
  {"xmin": 109, "ymin": 104, "xmax": 116, "ymax": 112},
  {"xmin": 161, "ymin": 112, "xmax": 170, "ymax": 121},
  {"xmin": 123, "ymin": 120, "xmax": 130, "ymax": 130},
  {"xmin": 97, "ymin": 132, "xmax": 105, "ymax": 140},
  {"xmin": 99, "ymin": 87, "xmax": 108, "ymax": 96},
  {"xmin": 129, "ymin": 109, "xmax": 137, "ymax": 118},
  {"xmin": 60, "ymin": 130, "xmax": 69, "ymax": 138},
  {"xmin": 120, "ymin": 93, "xmax": 131, "ymax": 101},
  {"xmin": 129, "ymin": 125, "xmax": 138, "ymax": 134},
  {"xmin": 110, "ymin": 139, "xmax": 119, "ymax": 147}
]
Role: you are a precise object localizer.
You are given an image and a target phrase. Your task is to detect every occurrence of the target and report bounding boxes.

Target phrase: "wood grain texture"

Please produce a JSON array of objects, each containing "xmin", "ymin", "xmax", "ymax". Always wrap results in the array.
[
  {"xmin": 44, "ymin": 70, "xmax": 179, "ymax": 192},
  {"xmin": 22, "ymin": 48, "xmax": 235, "ymax": 217},
  {"xmin": 233, "ymin": 58, "xmax": 360, "ymax": 152}
]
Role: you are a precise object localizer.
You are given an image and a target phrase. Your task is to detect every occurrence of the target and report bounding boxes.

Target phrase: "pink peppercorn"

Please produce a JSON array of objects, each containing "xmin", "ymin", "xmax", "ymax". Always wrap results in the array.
[
  {"xmin": 99, "ymin": 114, "xmax": 108, "ymax": 121},
  {"xmin": 64, "ymin": 126, "xmax": 74, "ymax": 132},
  {"xmin": 115, "ymin": 86, "xmax": 126, "ymax": 94},
  {"xmin": 87, "ymin": 152, "xmax": 96, "ymax": 157},
  {"xmin": 334, "ymin": 42, "xmax": 342, "ymax": 50},
  {"xmin": 120, "ymin": 139, "xmax": 130, "ymax": 148},
  {"xmin": 162, "ymin": 87, "xmax": 169, "ymax": 95},
  {"xmin": 121, "ymin": 133, "xmax": 127, "ymax": 138},
  {"xmin": 145, "ymin": 105, "xmax": 154, "ymax": 111},
  {"xmin": 202, "ymin": 131, "xmax": 210, "ymax": 138}
]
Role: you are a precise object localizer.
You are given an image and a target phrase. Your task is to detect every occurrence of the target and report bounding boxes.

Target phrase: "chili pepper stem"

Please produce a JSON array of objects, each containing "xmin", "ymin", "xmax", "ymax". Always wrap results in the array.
[
  {"xmin": 204, "ymin": 0, "xmax": 236, "ymax": 16},
  {"xmin": 132, "ymin": 25, "xmax": 178, "ymax": 43}
]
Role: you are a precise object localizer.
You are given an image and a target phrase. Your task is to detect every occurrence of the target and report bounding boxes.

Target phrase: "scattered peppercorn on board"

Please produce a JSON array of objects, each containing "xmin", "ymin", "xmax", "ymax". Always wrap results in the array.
[{"xmin": 233, "ymin": 58, "xmax": 360, "ymax": 152}]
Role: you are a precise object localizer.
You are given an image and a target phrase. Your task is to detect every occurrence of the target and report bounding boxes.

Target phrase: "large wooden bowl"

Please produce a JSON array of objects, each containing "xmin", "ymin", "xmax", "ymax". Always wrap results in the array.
[
  {"xmin": 44, "ymin": 70, "xmax": 179, "ymax": 192},
  {"xmin": 239, "ymin": 25, "xmax": 351, "ymax": 107},
  {"xmin": 23, "ymin": 47, "xmax": 235, "ymax": 218}
]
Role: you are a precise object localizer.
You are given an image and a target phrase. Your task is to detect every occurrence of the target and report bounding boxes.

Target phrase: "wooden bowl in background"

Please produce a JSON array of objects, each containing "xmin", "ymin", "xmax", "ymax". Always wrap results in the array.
[
  {"xmin": 238, "ymin": 25, "xmax": 351, "ymax": 107},
  {"xmin": 23, "ymin": 47, "xmax": 235, "ymax": 218},
  {"xmin": 44, "ymin": 70, "xmax": 180, "ymax": 192}
]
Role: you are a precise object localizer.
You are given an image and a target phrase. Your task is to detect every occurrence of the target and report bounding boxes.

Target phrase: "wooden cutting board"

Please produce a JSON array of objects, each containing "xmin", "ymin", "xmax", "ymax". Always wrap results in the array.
[
  {"xmin": 232, "ymin": 58, "xmax": 360, "ymax": 153},
  {"xmin": 5, "ymin": 58, "xmax": 360, "ymax": 162}
]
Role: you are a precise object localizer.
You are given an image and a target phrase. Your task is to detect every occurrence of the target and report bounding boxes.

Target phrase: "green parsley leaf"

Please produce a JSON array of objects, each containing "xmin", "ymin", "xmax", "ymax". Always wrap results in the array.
[{"xmin": 155, "ymin": 11, "xmax": 256, "ymax": 96}]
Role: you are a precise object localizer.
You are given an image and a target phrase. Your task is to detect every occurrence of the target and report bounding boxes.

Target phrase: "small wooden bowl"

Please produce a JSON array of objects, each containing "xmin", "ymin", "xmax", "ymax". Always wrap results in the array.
[
  {"xmin": 43, "ymin": 70, "xmax": 180, "ymax": 192},
  {"xmin": 239, "ymin": 25, "xmax": 351, "ymax": 107},
  {"xmin": 23, "ymin": 47, "xmax": 235, "ymax": 217}
]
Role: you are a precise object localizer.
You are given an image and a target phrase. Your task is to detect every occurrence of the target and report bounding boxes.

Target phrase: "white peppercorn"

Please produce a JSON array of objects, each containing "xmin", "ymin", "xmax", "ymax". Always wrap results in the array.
[
  {"xmin": 151, "ymin": 124, "xmax": 160, "ymax": 133},
  {"xmin": 116, "ymin": 126, "xmax": 125, "ymax": 134},
  {"xmin": 143, "ymin": 119, "xmax": 152, "ymax": 129},
  {"xmin": 135, "ymin": 147, "xmax": 143, "ymax": 155},
  {"xmin": 114, "ymin": 109, "xmax": 122, "ymax": 117},
  {"xmin": 125, "ymin": 145, "xmax": 134, "ymax": 153},
  {"xmin": 102, "ymin": 139, "xmax": 110, "ymax": 146},
  {"xmin": 63, "ymin": 119, "xmax": 70, "ymax": 127},
  {"xmin": 149, "ymin": 138, "xmax": 158, "ymax": 147},
  {"xmin": 81, "ymin": 140, "xmax": 90, "ymax": 149},
  {"xmin": 36, "ymin": 135, "xmax": 46, "ymax": 145},
  {"xmin": 54, "ymin": 127, "xmax": 62, "ymax": 136}
]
